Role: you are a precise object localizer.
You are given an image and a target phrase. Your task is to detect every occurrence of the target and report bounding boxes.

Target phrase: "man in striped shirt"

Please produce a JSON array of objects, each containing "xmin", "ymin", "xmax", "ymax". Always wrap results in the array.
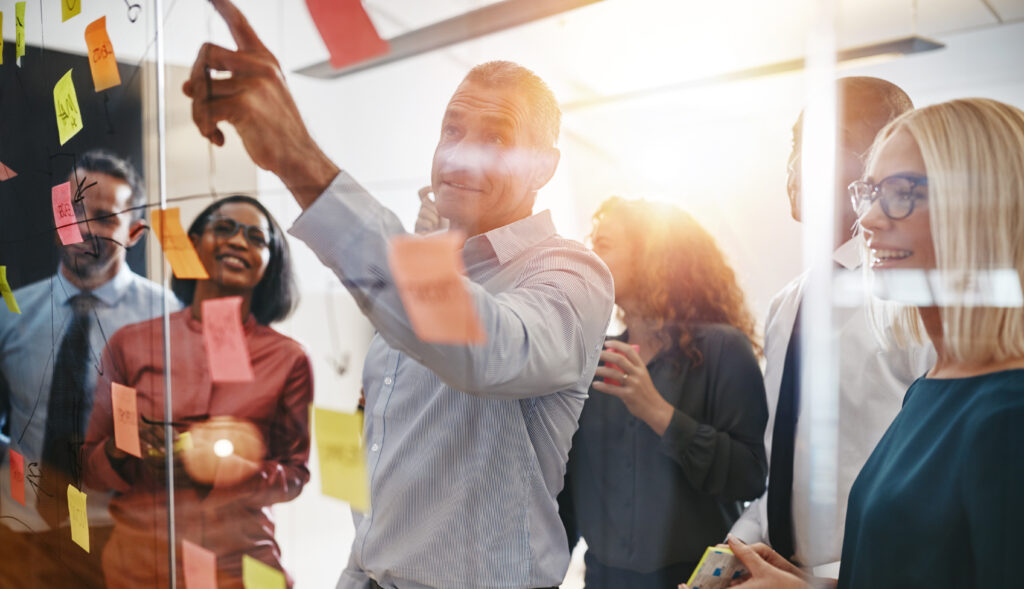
[{"xmin": 183, "ymin": 2, "xmax": 614, "ymax": 587}]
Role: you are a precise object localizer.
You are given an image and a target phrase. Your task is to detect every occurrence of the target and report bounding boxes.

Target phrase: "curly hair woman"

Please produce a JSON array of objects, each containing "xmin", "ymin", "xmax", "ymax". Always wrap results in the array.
[{"xmin": 559, "ymin": 196, "xmax": 768, "ymax": 588}]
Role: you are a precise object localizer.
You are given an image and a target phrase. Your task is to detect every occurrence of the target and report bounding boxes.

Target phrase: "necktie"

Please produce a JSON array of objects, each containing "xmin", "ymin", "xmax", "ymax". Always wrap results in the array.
[
  {"xmin": 767, "ymin": 304, "xmax": 801, "ymax": 562},
  {"xmin": 40, "ymin": 292, "xmax": 98, "ymax": 527}
]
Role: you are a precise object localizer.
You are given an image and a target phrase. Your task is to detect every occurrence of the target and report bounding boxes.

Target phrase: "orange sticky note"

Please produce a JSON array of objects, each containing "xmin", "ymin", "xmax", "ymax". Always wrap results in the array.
[
  {"xmin": 0, "ymin": 161, "xmax": 15, "ymax": 181},
  {"xmin": 387, "ymin": 233, "xmax": 486, "ymax": 344},
  {"xmin": 182, "ymin": 539, "xmax": 217, "ymax": 589},
  {"xmin": 84, "ymin": 17, "xmax": 121, "ymax": 91},
  {"xmin": 52, "ymin": 182, "xmax": 84, "ymax": 245},
  {"xmin": 54, "ymin": 69, "xmax": 84, "ymax": 145},
  {"xmin": 305, "ymin": 0, "xmax": 389, "ymax": 69},
  {"xmin": 61, "ymin": 0, "xmax": 81, "ymax": 22},
  {"xmin": 9, "ymin": 449, "xmax": 25, "ymax": 506},
  {"xmin": 150, "ymin": 208, "xmax": 210, "ymax": 279},
  {"xmin": 202, "ymin": 296, "xmax": 254, "ymax": 383},
  {"xmin": 1, "ymin": 266, "xmax": 20, "ymax": 314},
  {"xmin": 67, "ymin": 485, "xmax": 89, "ymax": 552},
  {"xmin": 111, "ymin": 383, "xmax": 142, "ymax": 458},
  {"xmin": 314, "ymin": 407, "xmax": 369, "ymax": 511},
  {"xmin": 242, "ymin": 554, "xmax": 285, "ymax": 589}
]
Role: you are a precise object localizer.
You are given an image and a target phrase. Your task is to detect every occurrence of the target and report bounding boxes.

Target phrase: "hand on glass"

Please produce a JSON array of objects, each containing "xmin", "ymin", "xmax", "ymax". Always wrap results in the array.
[
  {"xmin": 592, "ymin": 340, "xmax": 673, "ymax": 435},
  {"xmin": 181, "ymin": 0, "xmax": 338, "ymax": 208},
  {"xmin": 414, "ymin": 186, "xmax": 450, "ymax": 235}
]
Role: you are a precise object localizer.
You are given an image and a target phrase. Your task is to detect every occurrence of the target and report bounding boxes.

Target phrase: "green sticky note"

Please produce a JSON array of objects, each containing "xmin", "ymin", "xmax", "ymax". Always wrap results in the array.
[
  {"xmin": 16, "ymin": 2, "xmax": 26, "ymax": 59},
  {"xmin": 54, "ymin": 69, "xmax": 84, "ymax": 145},
  {"xmin": 0, "ymin": 266, "xmax": 20, "ymax": 314},
  {"xmin": 314, "ymin": 407, "xmax": 370, "ymax": 512},
  {"xmin": 242, "ymin": 555, "xmax": 285, "ymax": 589},
  {"xmin": 61, "ymin": 0, "xmax": 81, "ymax": 22}
]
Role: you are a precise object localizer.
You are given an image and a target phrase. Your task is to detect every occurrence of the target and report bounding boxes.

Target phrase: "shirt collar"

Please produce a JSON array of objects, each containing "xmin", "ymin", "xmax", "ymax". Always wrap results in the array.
[
  {"xmin": 54, "ymin": 262, "xmax": 136, "ymax": 308},
  {"xmin": 464, "ymin": 210, "xmax": 557, "ymax": 266}
]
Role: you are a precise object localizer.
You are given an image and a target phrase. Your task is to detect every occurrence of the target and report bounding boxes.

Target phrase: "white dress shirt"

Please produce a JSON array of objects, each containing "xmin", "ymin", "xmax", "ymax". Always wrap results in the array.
[{"xmin": 730, "ymin": 271, "xmax": 934, "ymax": 573}]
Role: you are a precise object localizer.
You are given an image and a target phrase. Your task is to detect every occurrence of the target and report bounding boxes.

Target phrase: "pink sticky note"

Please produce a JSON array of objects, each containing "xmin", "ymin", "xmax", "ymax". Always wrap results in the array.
[
  {"xmin": 9, "ymin": 449, "xmax": 25, "ymax": 506},
  {"xmin": 387, "ymin": 232, "xmax": 486, "ymax": 345},
  {"xmin": 111, "ymin": 383, "xmax": 142, "ymax": 458},
  {"xmin": 0, "ymin": 161, "xmax": 16, "ymax": 181},
  {"xmin": 305, "ymin": 0, "xmax": 390, "ymax": 69},
  {"xmin": 604, "ymin": 344, "xmax": 640, "ymax": 386},
  {"xmin": 52, "ymin": 182, "xmax": 83, "ymax": 245},
  {"xmin": 202, "ymin": 296, "xmax": 254, "ymax": 382},
  {"xmin": 182, "ymin": 539, "xmax": 217, "ymax": 589}
]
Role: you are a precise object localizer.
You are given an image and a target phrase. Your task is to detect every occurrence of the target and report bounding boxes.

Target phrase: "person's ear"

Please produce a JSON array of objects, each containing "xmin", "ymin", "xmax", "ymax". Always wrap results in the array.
[
  {"xmin": 126, "ymin": 219, "xmax": 147, "ymax": 248},
  {"xmin": 528, "ymin": 147, "xmax": 560, "ymax": 192}
]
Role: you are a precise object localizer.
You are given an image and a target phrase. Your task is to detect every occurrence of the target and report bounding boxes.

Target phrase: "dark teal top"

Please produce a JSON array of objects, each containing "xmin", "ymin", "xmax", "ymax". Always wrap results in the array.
[{"xmin": 838, "ymin": 369, "xmax": 1024, "ymax": 589}]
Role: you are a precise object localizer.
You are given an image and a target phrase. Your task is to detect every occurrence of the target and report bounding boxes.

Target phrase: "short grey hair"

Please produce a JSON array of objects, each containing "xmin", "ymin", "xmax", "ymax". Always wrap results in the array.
[{"xmin": 463, "ymin": 60, "xmax": 561, "ymax": 147}]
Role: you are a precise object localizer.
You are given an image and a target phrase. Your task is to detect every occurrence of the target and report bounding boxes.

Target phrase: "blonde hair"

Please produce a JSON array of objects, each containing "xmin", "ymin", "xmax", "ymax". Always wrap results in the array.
[{"xmin": 866, "ymin": 98, "xmax": 1024, "ymax": 364}]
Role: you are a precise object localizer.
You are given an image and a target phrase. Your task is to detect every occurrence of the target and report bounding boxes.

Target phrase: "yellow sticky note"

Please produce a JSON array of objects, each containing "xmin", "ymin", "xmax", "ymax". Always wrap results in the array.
[
  {"xmin": 61, "ymin": 0, "xmax": 81, "ymax": 22},
  {"xmin": 242, "ymin": 554, "xmax": 285, "ymax": 589},
  {"xmin": 150, "ymin": 208, "xmax": 210, "ymax": 279},
  {"xmin": 67, "ymin": 485, "xmax": 90, "ymax": 553},
  {"xmin": 1, "ymin": 12, "xmax": 5, "ymax": 66},
  {"xmin": 16, "ymin": 3, "xmax": 25, "ymax": 59},
  {"xmin": 0, "ymin": 266, "xmax": 20, "ymax": 314},
  {"xmin": 54, "ymin": 69, "xmax": 84, "ymax": 145},
  {"xmin": 314, "ymin": 407, "xmax": 369, "ymax": 512},
  {"xmin": 85, "ymin": 17, "xmax": 121, "ymax": 91}
]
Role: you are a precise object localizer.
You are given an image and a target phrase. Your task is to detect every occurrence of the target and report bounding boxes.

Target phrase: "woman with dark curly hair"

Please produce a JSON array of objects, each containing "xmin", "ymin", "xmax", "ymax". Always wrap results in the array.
[{"xmin": 559, "ymin": 197, "xmax": 769, "ymax": 588}]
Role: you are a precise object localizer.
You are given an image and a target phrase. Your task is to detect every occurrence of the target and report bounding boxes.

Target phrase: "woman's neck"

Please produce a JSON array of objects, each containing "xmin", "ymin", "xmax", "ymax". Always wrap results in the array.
[
  {"xmin": 621, "ymin": 309, "xmax": 664, "ymax": 364},
  {"xmin": 919, "ymin": 306, "xmax": 1024, "ymax": 378},
  {"xmin": 190, "ymin": 281, "xmax": 253, "ymax": 321}
]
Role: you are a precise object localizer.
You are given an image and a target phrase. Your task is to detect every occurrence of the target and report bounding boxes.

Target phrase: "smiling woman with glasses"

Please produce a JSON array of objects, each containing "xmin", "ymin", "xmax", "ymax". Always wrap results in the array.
[
  {"xmin": 848, "ymin": 174, "xmax": 928, "ymax": 220},
  {"xmin": 83, "ymin": 195, "xmax": 312, "ymax": 588}
]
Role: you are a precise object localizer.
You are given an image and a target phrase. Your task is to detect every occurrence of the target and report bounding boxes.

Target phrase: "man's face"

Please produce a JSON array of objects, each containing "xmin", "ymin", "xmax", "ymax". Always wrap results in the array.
[
  {"xmin": 59, "ymin": 171, "xmax": 140, "ymax": 283},
  {"xmin": 430, "ymin": 80, "xmax": 557, "ymax": 236}
]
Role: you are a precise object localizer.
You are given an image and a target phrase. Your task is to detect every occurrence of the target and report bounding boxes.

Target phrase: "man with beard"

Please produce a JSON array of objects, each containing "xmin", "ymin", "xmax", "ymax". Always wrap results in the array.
[{"xmin": 0, "ymin": 150, "xmax": 179, "ymax": 588}]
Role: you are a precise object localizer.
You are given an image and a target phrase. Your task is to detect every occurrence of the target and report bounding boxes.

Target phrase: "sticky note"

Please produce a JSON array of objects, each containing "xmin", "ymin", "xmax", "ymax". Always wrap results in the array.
[
  {"xmin": 182, "ymin": 539, "xmax": 217, "ymax": 589},
  {"xmin": 242, "ymin": 554, "xmax": 285, "ymax": 589},
  {"xmin": 0, "ymin": 161, "xmax": 15, "ymax": 181},
  {"xmin": 9, "ymin": 449, "xmax": 25, "ymax": 506},
  {"xmin": 604, "ymin": 344, "xmax": 639, "ymax": 386},
  {"xmin": 1, "ymin": 266, "xmax": 20, "ymax": 314},
  {"xmin": 305, "ymin": 0, "xmax": 389, "ymax": 69},
  {"xmin": 387, "ymin": 232, "xmax": 486, "ymax": 344},
  {"xmin": 15, "ymin": 3, "xmax": 25, "ymax": 59},
  {"xmin": 52, "ymin": 182, "xmax": 84, "ymax": 245},
  {"xmin": 54, "ymin": 69, "xmax": 84, "ymax": 145},
  {"xmin": 84, "ymin": 17, "xmax": 121, "ymax": 91},
  {"xmin": 150, "ymin": 208, "xmax": 210, "ymax": 279},
  {"xmin": 314, "ymin": 407, "xmax": 369, "ymax": 512},
  {"xmin": 67, "ymin": 485, "xmax": 90, "ymax": 552},
  {"xmin": 62, "ymin": 0, "xmax": 81, "ymax": 22},
  {"xmin": 111, "ymin": 383, "xmax": 142, "ymax": 458},
  {"xmin": 202, "ymin": 296, "xmax": 254, "ymax": 383},
  {"xmin": 1, "ymin": 13, "xmax": 4, "ymax": 66}
]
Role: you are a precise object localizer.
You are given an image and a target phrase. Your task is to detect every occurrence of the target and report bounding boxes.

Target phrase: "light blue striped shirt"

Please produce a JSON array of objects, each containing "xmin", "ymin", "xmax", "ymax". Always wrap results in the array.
[
  {"xmin": 0, "ymin": 263, "xmax": 178, "ymax": 532},
  {"xmin": 289, "ymin": 172, "xmax": 614, "ymax": 589}
]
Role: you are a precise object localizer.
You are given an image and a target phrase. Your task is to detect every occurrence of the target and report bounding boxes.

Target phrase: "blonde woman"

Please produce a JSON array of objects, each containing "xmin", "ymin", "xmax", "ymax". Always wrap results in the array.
[{"xmin": 724, "ymin": 98, "xmax": 1024, "ymax": 589}]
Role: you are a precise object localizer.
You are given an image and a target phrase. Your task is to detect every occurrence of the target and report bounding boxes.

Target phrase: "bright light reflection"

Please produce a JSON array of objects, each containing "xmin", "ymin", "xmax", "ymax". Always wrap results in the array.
[{"xmin": 213, "ymin": 439, "xmax": 234, "ymax": 458}]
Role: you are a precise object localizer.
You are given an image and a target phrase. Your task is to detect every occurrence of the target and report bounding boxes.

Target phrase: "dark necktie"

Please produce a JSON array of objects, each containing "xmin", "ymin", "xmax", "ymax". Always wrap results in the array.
[
  {"xmin": 40, "ymin": 292, "xmax": 98, "ymax": 527},
  {"xmin": 767, "ymin": 304, "xmax": 801, "ymax": 561}
]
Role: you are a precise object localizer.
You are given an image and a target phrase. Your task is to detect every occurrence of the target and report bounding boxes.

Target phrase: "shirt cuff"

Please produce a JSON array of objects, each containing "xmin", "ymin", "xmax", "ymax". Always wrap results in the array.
[
  {"xmin": 728, "ymin": 515, "xmax": 764, "ymax": 545},
  {"xmin": 658, "ymin": 407, "xmax": 699, "ymax": 459}
]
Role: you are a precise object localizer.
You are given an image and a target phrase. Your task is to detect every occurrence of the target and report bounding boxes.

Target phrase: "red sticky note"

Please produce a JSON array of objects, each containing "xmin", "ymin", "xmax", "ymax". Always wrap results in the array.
[
  {"xmin": 305, "ymin": 0, "xmax": 390, "ymax": 69},
  {"xmin": 182, "ymin": 539, "xmax": 217, "ymax": 589},
  {"xmin": 111, "ymin": 383, "xmax": 142, "ymax": 458},
  {"xmin": 84, "ymin": 17, "xmax": 122, "ymax": 91},
  {"xmin": 202, "ymin": 296, "xmax": 254, "ymax": 382},
  {"xmin": 387, "ymin": 232, "xmax": 486, "ymax": 345},
  {"xmin": 52, "ymin": 182, "xmax": 83, "ymax": 245},
  {"xmin": 603, "ymin": 344, "xmax": 639, "ymax": 386},
  {"xmin": 0, "ymin": 161, "xmax": 16, "ymax": 181},
  {"xmin": 9, "ymin": 449, "xmax": 25, "ymax": 506}
]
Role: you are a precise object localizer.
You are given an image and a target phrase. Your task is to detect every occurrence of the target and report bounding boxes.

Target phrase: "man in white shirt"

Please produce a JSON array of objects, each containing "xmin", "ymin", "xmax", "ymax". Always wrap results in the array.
[
  {"xmin": 182, "ymin": 2, "xmax": 614, "ymax": 588},
  {"xmin": 729, "ymin": 77, "xmax": 935, "ymax": 576}
]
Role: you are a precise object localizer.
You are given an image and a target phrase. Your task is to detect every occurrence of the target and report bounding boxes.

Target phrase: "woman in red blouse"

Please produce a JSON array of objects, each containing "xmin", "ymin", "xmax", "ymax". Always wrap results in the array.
[{"xmin": 83, "ymin": 195, "xmax": 313, "ymax": 588}]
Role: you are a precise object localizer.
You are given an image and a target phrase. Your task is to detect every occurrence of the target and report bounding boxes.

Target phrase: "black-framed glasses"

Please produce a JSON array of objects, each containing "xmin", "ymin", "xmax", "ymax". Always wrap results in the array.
[
  {"xmin": 848, "ymin": 174, "xmax": 928, "ymax": 220},
  {"xmin": 206, "ymin": 216, "xmax": 271, "ymax": 249}
]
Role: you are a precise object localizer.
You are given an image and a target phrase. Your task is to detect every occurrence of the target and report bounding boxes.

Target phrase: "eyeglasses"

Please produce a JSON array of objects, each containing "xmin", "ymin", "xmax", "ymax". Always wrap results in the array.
[
  {"xmin": 206, "ymin": 216, "xmax": 270, "ymax": 249},
  {"xmin": 848, "ymin": 174, "xmax": 928, "ymax": 220}
]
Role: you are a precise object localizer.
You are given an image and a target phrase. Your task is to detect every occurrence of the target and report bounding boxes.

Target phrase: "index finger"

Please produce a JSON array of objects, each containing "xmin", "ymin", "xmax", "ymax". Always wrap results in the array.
[
  {"xmin": 604, "ymin": 340, "xmax": 642, "ymax": 366},
  {"xmin": 210, "ymin": 0, "xmax": 269, "ymax": 53},
  {"xmin": 418, "ymin": 185, "xmax": 434, "ymax": 204}
]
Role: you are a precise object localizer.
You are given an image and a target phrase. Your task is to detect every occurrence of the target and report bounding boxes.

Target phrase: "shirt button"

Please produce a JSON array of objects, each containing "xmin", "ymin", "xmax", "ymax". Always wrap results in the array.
[
  {"xmin": 371, "ymin": 443, "xmax": 380, "ymax": 452},
  {"xmin": 383, "ymin": 377, "xmax": 393, "ymax": 386}
]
